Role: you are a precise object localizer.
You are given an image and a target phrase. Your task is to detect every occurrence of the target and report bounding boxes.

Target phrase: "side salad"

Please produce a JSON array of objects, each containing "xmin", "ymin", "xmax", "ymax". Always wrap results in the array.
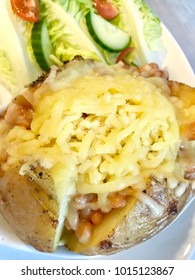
[{"xmin": 0, "ymin": 0, "xmax": 166, "ymax": 102}]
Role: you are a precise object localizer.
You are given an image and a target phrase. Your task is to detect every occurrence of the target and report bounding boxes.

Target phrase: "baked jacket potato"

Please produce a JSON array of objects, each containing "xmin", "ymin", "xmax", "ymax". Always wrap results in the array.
[{"xmin": 0, "ymin": 59, "xmax": 194, "ymax": 255}]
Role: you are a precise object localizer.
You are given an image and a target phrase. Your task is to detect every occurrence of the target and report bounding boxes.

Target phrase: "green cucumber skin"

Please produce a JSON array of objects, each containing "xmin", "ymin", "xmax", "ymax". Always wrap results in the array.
[
  {"xmin": 31, "ymin": 21, "xmax": 52, "ymax": 72},
  {"xmin": 86, "ymin": 12, "xmax": 131, "ymax": 53}
]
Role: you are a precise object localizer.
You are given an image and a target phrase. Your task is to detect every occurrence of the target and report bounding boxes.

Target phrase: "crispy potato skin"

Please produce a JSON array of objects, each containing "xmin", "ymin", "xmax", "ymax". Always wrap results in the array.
[
  {"xmin": 0, "ymin": 166, "xmax": 59, "ymax": 252},
  {"xmin": 66, "ymin": 177, "xmax": 193, "ymax": 255}
]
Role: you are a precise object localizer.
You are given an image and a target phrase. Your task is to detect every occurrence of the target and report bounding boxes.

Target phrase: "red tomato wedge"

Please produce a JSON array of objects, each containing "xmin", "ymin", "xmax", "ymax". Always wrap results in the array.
[
  {"xmin": 10, "ymin": 0, "xmax": 40, "ymax": 23},
  {"xmin": 93, "ymin": 0, "xmax": 119, "ymax": 20}
]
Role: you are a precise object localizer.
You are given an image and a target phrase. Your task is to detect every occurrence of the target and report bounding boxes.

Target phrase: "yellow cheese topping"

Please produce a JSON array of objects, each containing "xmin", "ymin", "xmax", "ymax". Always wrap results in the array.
[{"xmin": 0, "ymin": 73, "xmax": 180, "ymax": 196}]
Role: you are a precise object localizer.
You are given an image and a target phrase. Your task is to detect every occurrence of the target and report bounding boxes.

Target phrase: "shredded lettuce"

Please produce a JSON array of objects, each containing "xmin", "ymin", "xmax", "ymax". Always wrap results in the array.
[
  {"xmin": 40, "ymin": 0, "xmax": 105, "ymax": 63},
  {"xmin": 110, "ymin": 0, "xmax": 166, "ymax": 65}
]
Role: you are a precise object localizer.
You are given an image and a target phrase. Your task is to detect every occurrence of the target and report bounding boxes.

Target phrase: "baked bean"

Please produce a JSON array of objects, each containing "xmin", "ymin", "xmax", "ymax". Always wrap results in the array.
[
  {"xmin": 75, "ymin": 220, "xmax": 93, "ymax": 244},
  {"xmin": 90, "ymin": 210, "xmax": 103, "ymax": 225}
]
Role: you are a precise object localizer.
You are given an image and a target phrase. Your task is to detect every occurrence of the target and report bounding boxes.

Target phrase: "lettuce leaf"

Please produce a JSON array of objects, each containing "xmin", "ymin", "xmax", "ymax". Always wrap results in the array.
[
  {"xmin": 43, "ymin": 0, "xmax": 165, "ymax": 66},
  {"xmin": 0, "ymin": 0, "xmax": 42, "ymax": 98},
  {"xmin": 0, "ymin": 0, "xmax": 166, "ymax": 107},
  {"xmin": 40, "ymin": 0, "xmax": 105, "ymax": 63},
  {"xmin": 110, "ymin": 0, "xmax": 166, "ymax": 65},
  {"xmin": 0, "ymin": 50, "xmax": 17, "ymax": 94}
]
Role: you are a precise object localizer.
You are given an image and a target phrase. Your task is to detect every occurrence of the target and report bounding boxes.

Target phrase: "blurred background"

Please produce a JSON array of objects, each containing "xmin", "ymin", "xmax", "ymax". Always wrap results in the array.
[{"xmin": 146, "ymin": 0, "xmax": 195, "ymax": 72}]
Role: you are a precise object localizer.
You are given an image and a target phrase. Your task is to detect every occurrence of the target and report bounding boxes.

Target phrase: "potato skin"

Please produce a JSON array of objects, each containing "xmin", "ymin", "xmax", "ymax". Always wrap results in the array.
[
  {"xmin": 0, "ymin": 166, "xmax": 59, "ymax": 252},
  {"xmin": 66, "ymin": 176, "xmax": 193, "ymax": 255}
]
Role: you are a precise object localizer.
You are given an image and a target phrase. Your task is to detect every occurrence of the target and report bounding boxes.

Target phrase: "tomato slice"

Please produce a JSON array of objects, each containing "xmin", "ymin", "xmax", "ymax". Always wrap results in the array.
[
  {"xmin": 11, "ymin": 0, "xmax": 40, "ymax": 23},
  {"xmin": 93, "ymin": 0, "xmax": 119, "ymax": 20},
  {"xmin": 116, "ymin": 47, "xmax": 134, "ymax": 63}
]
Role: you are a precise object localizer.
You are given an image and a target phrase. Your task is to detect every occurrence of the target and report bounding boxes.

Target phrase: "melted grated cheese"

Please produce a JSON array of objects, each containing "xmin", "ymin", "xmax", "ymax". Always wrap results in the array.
[
  {"xmin": 175, "ymin": 181, "xmax": 189, "ymax": 198},
  {"xmin": 0, "ymin": 64, "xmax": 180, "ymax": 200},
  {"xmin": 136, "ymin": 192, "xmax": 164, "ymax": 217}
]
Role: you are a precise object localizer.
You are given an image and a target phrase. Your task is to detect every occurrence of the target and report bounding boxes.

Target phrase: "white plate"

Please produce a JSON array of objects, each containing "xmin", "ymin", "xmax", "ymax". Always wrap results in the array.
[{"xmin": 0, "ymin": 25, "xmax": 195, "ymax": 260}]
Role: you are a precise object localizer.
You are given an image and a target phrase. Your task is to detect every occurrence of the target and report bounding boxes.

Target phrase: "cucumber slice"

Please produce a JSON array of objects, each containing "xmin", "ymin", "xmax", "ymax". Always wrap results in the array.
[
  {"xmin": 86, "ymin": 12, "xmax": 131, "ymax": 52},
  {"xmin": 31, "ymin": 21, "xmax": 53, "ymax": 71}
]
